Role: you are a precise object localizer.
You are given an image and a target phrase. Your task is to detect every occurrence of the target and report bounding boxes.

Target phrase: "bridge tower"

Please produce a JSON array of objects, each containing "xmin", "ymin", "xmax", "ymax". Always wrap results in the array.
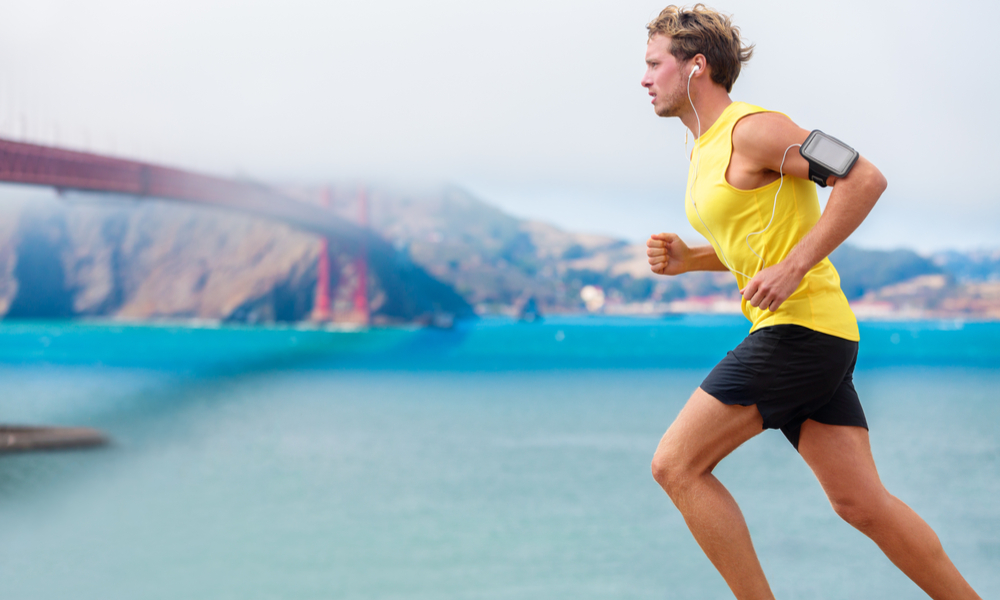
[
  {"xmin": 313, "ymin": 185, "xmax": 369, "ymax": 327},
  {"xmin": 351, "ymin": 187, "xmax": 370, "ymax": 326},
  {"xmin": 310, "ymin": 186, "xmax": 333, "ymax": 322}
]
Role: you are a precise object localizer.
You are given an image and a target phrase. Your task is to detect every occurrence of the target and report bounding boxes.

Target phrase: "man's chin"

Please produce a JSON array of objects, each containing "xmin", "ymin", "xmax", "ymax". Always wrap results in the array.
[{"xmin": 654, "ymin": 105, "xmax": 675, "ymax": 118}]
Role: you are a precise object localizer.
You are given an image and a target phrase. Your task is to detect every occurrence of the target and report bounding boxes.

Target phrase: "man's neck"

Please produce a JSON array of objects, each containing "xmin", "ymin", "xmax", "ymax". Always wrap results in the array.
[{"xmin": 680, "ymin": 90, "xmax": 733, "ymax": 139}]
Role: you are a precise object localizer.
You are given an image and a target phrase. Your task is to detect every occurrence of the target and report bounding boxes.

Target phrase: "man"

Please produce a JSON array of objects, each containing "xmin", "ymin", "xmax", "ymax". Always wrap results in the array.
[{"xmin": 641, "ymin": 5, "xmax": 981, "ymax": 599}]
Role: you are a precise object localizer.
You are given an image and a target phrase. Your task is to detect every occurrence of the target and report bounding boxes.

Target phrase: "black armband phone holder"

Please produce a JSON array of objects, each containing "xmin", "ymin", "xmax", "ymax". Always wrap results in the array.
[{"xmin": 799, "ymin": 130, "xmax": 859, "ymax": 188}]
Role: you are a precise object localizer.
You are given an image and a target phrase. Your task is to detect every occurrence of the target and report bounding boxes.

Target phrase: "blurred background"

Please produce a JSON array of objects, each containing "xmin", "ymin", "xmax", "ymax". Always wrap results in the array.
[{"xmin": 1, "ymin": 1, "xmax": 998, "ymax": 599}]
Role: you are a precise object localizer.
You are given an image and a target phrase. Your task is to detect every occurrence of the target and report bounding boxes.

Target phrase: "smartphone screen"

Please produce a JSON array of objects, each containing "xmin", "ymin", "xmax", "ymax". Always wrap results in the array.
[{"xmin": 802, "ymin": 133, "xmax": 856, "ymax": 173}]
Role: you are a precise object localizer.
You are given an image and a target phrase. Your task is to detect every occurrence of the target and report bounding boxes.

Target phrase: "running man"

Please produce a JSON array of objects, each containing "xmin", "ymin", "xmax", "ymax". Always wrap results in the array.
[{"xmin": 641, "ymin": 5, "xmax": 982, "ymax": 599}]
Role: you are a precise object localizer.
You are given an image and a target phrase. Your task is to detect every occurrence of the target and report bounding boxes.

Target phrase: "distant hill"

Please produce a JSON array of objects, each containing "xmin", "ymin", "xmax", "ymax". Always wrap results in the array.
[
  {"xmin": 345, "ymin": 186, "xmax": 1000, "ymax": 318},
  {"xmin": 931, "ymin": 249, "xmax": 1000, "ymax": 282},
  {"xmin": 828, "ymin": 246, "xmax": 943, "ymax": 300},
  {"xmin": 343, "ymin": 185, "xmax": 735, "ymax": 313},
  {"xmin": 0, "ymin": 192, "xmax": 472, "ymax": 324}
]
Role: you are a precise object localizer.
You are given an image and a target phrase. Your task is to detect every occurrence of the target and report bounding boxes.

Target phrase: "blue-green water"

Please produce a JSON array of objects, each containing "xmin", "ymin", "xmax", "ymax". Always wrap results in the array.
[{"xmin": 0, "ymin": 316, "xmax": 997, "ymax": 599}]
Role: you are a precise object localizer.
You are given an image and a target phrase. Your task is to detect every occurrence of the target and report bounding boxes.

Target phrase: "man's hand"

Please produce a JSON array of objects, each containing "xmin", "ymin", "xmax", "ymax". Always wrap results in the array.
[
  {"xmin": 646, "ymin": 233, "xmax": 692, "ymax": 276},
  {"xmin": 740, "ymin": 260, "xmax": 807, "ymax": 312},
  {"xmin": 648, "ymin": 234, "xmax": 730, "ymax": 276}
]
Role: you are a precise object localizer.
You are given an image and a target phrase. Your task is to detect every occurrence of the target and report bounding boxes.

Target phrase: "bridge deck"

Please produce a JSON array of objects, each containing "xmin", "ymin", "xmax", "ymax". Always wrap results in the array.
[{"xmin": 0, "ymin": 136, "xmax": 363, "ymax": 243}]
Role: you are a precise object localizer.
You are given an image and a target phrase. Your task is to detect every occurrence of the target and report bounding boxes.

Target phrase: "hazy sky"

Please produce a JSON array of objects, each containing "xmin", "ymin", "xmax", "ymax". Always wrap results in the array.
[{"xmin": 1, "ymin": 0, "xmax": 998, "ymax": 251}]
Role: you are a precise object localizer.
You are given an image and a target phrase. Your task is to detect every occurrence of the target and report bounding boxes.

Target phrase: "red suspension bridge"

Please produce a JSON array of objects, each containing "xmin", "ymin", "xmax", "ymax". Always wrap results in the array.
[{"xmin": 0, "ymin": 135, "xmax": 370, "ymax": 324}]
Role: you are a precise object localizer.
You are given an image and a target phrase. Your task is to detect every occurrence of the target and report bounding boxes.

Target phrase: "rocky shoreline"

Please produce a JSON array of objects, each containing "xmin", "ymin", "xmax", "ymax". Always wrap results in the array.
[{"xmin": 0, "ymin": 425, "xmax": 108, "ymax": 453}]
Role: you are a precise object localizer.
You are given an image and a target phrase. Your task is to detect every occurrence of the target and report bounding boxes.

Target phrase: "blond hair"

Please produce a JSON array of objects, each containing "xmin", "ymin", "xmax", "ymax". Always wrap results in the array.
[{"xmin": 647, "ymin": 4, "xmax": 754, "ymax": 93}]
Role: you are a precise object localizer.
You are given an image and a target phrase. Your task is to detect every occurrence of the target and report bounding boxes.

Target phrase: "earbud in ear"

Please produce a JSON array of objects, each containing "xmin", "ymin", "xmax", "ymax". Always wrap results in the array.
[{"xmin": 689, "ymin": 65, "xmax": 700, "ymax": 78}]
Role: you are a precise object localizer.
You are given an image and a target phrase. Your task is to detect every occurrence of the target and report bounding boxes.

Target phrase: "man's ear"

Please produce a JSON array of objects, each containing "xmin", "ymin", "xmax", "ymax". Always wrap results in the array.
[{"xmin": 690, "ymin": 54, "xmax": 707, "ymax": 78}]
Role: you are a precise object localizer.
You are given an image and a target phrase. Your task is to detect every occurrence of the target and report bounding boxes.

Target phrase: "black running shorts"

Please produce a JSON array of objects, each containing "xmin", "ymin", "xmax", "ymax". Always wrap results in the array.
[{"xmin": 700, "ymin": 324, "xmax": 867, "ymax": 449}]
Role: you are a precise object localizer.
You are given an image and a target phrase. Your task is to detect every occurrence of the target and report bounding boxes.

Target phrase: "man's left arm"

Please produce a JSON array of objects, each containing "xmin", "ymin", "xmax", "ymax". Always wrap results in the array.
[{"xmin": 734, "ymin": 114, "xmax": 888, "ymax": 312}]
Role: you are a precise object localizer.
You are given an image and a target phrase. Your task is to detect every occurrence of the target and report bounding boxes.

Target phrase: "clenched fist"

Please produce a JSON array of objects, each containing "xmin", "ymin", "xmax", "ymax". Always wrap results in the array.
[{"xmin": 646, "ymin": 233, "xmax": 691, "ymax": 276}]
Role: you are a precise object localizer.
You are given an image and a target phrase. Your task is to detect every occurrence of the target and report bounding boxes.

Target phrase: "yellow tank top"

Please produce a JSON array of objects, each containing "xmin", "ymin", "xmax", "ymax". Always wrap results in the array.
[{"xmin": 684, "ymin": 101, "xmax": 859, "ymax": 341}]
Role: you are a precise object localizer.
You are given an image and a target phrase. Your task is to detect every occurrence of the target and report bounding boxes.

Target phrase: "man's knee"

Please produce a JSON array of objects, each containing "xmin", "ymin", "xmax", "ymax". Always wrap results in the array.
[
  {"xmin": 651, "ymin": 446, "xmax": 697, "ymax": 498},
  {"xmin": 828, "ymin": 489, "xmax": 889, "ymax": 533}
]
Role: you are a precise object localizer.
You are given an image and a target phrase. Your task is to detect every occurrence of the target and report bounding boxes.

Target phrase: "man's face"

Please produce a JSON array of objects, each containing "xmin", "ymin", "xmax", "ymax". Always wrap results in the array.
[{"xmin": 641, "ymin": 34, "xmax": 687, "ymax": 118}]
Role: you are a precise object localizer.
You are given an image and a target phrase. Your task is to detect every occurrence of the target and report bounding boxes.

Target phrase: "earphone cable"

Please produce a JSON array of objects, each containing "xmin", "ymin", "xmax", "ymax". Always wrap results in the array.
[
  {"xmin": 686, "ymin": 67, "xmax": 752, "ymax": 281},
  {"xmin": 685, "ymin": 66, "xmax": 801, "ymax": 284}
]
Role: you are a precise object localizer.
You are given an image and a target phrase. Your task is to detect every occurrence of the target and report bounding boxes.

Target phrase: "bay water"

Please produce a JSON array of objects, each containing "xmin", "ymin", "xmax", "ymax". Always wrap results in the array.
[{"xmin": 0, "ymin": 316, "xmax": 997, "ymax": 599}]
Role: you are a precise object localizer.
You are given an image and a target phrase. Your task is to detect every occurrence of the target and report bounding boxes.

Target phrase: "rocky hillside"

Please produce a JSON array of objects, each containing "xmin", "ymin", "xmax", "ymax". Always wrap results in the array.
[
  {"xmin": 338, "ymin": 185, "xmax": 735, "ymax": 314},
  {"xmin": 330, "ymin": 186, "xmax": 1000, "ymax": 318},
  {"xmin": 0, "ymin": 191, "xmax": 471, "ymax": 324}
]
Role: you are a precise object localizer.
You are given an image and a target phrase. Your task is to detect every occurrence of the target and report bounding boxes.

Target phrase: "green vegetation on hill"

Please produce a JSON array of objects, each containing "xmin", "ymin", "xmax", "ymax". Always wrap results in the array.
[{"xmin": 829, "ymin": 246, "xmax": 943, "ymax": 300}]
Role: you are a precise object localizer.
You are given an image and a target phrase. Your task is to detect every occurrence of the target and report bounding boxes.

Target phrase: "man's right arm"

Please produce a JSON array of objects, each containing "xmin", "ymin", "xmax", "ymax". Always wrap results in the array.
[{"xmin": 646, "ymin": 233, "xmax": 728, "ymax": 275}]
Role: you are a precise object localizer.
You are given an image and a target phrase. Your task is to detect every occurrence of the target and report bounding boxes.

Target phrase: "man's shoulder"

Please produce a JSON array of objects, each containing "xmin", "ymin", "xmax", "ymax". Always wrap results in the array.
[
  {"xmin": 730, "ymin": 107, "xmax": 797, "ymax": 157},
  {"xmin": 732, "ymin": 106, "xmax": 792, "ymax": 138}
]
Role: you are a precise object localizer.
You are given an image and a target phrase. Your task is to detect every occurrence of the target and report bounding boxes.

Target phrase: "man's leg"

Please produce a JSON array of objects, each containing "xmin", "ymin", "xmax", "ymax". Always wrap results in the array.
[
  {"xmin": 797, "ymin": 420, "xmax": 982, "ymax": 600},
  {"xmin": 651, "ymin": 387, "xmax": 774, "ymax": 600}
]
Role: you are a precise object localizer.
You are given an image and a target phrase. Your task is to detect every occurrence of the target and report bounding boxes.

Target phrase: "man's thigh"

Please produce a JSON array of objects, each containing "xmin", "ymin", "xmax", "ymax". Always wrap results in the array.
[
  {"xmin": 653, "ymin": 387, "xmax": 765, "ymax": 475},
  {"xmin": 797, "ymin": 419, "xmax": 883, "ymax": 504}
]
